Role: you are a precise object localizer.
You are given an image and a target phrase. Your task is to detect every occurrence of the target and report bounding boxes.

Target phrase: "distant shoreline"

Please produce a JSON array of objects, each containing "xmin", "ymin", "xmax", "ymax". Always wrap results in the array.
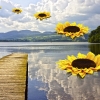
[
  {"xmin": 0, "ymin": 42, "xmax": 100, "ymax": 47},
  {"xmin": 0, "ymin": 42, "xmax": 90, "ymax": 47}
]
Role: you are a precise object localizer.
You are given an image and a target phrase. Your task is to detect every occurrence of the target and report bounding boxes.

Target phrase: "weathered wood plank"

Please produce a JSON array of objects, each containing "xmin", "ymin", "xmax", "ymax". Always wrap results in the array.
[{"xmin": 0, "ymin": 53, "xmax": 28, "ymax": 100}]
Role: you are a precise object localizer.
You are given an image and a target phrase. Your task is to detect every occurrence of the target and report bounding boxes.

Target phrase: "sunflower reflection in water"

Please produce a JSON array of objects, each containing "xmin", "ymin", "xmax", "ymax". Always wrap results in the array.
[
  {"xmin": 55, "ymin": 22, "xmax": 89, "ymax": 39},
  {"xmin": 57, "ymin": 52, "xmax": 100, "ymax": 78},
  {"xmin": 34, "ymin": 11, "xmax": 51, "ymax": 21},
  {"xmin": 12, "ymin": 8, "xmax": 22, "ymax": 14}
]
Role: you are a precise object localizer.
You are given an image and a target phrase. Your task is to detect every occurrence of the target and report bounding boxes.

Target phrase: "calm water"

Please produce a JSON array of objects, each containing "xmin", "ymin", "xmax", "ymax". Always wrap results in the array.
[{"xmin": 0, "ymin": 42, "xmax": 100, "ymax": 100}]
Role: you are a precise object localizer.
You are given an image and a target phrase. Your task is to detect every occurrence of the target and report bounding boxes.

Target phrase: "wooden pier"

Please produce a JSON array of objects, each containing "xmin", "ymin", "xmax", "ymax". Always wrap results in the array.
[{"xmin": 0, "ymin": 53, "xmax": 28, "ymax": 100}]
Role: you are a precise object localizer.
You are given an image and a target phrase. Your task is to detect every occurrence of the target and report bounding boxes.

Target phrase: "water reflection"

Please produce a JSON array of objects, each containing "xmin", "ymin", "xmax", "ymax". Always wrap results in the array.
[
  {"xmin": 89, "ymin": 44, "xmax": 100, "ymax": 55},
  {"xmin": 0, "ymin": 43, "xmax": 100, "ymax": 100},
  {"xmin": 28, "ymin": 50, "xmax": 100, "ymax": 100}
]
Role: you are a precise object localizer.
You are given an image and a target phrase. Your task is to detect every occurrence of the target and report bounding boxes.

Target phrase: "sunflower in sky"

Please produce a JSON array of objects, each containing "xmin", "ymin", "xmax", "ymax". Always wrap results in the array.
[
  {"xmin": 57, "ymin": 52, "xmax": 100, "ymax": 78},
  {"xmin": 12, "ymin": 8, "xmax": 22, "ymax": 14},
  {"xmin": 55, "ymin": 22, "xmax": 89, "ymax": 39},
  {"xmin": 34, "ymin": 11, "xmax": 51, "ymax": 21},
  {"xmin": 0, "ymin": 6, "xmax": 2, "ymax": 9}
]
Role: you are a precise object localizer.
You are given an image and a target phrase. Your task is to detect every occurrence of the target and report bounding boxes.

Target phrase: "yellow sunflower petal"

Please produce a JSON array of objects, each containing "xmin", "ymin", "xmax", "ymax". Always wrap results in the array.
[
  {"xmin": 67, "ymin": 55, "xmax": 74, "ymax": 62},
  {"xmin": 82, "ymin": 27, "xmax": 89, "ymax": 33},
  {"xmin": 71, "ymin": 22, "xmax": 76, "ymax": 26},
  {"xmin": 93, "ymin": 55, "xmax": 100, "ymax": 66},
  {"xmin": 57, "ymin": 59, "xmax": 71, "ymax": 70},
  {"xmin": 57, "ymin": 60, "xmax": 68, "ymax": 65},
  {"xmin": 71, "ymin": 67, "xmax": 79, "ymax": 75},
  {"xmin": 78, "ymin": 24, "xmax": 89, "ymax": 33},
  {"xmin": 78, "ymin": 70, "xmax": 86, "ymax": 78},
  {"xmin": 65, "ymin": 32, "xmax": 71, "ymax": 36},
  {"xmin": 71, "ymin": 72, "xmax": 77, "ymax": 75},
  {"xmin": 55, "ymin": 23, "xmax": 64, "ymax": 32},
  {"xmin": 75, "ymin": 32, "xmax": 81, "ymax": 37},
  {"xmin": 63, "ymin": 22, "xmax": 70, "ymax": 28},
  {"xmin": 77, "ymin": 52, "xmax": 86, "ymax": 58},
  {"xmin": 70, "ymin": 34, "xmax": 76, "ymax": 39},
  {"xmin": 66, "ymin": 68, "xmax": 72, "ymax": 72},
  {"xmin": 96, "ymin": 55, "xmax": 100, "ymax": 66},
  {"xmin": 66, "ymin": 67, "xmax": 78, "ymax": 75},
  {"xmin": 85, "ymin": 68, "xmax": 94, "ymax": 74},
  {"xmin": 95, "ymin": 66, "xmax": 100, "ymax": 71},
  {"xmin": 79, "ymin": 73, "xmax": 86, "ymax": 78},
  {"xmin": 93, "ymin": 55, "xmax": 100, "ymax": 64},
  {"xmin": 58, "ymin": 65, "xmax": 67, "ymax": 70},
  {"xmin": 86, "ymin": 52, "xmax": 95, "ymax": 60},
  {"xmin": 94, "ymin": 55, "xmax": 98, "ymax": 64},
  {"xmin": 77, "ymin": 24, "xmax": 83, "ymax": 28},
  {"xmin": 71, "ymin": 55, "xmax": 77, "ymax": 60}
]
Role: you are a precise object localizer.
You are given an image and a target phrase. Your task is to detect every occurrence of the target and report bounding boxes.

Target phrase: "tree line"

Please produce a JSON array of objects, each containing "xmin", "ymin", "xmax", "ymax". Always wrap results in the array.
[{"xmin": 88, "ymin": 26, "xmax": 100, "ymax": 43}]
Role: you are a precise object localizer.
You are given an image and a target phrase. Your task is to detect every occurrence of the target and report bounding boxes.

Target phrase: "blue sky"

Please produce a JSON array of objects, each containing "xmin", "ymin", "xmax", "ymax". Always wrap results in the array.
[{"xmin": 0, "ymin": 0, "xmax": 100, "ymax": 33}]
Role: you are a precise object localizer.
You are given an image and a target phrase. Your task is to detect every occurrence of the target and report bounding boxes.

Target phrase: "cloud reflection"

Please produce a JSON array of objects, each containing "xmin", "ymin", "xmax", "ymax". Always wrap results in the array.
[{"xmin": 28, "ymin": 50, "xmax": 100, "ymax": 100}]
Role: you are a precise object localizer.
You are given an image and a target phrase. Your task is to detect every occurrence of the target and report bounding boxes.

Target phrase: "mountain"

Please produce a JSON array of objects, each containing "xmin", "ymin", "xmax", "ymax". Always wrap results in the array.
[
  {"xmin": 0, "ymin": 30, "xmax": 41, "ymax": 40},
  {"xmin": 0, "ymin": 30, "xmax": 88, "ymax": 42}
]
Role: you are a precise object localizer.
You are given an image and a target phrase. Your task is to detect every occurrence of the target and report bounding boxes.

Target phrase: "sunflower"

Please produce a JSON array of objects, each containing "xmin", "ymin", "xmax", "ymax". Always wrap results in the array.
[
  {"xmin": 12, "ymin": 8, "xmax": 22, "ymax": 14},
  {"xmin": 0, "ymin": 6, "xmax": 1, "ymax": 9},
  {"xmin": 55, "ymin": 22, "xmax": 89, "ymax": 39},
  {"xmin": 34, "ymin": 11, "xmax": 51, "ymax": 21},
  {"xmin": 57, "ymin": 52, "xmax": 100, "ymax": 78}
]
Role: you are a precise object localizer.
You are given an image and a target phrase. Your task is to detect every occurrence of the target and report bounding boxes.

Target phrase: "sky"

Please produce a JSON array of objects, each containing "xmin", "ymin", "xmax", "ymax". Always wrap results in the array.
[
  {"xmin": 0, "ymin": 0, "xmax": 100, "ymax": 33},
  {"xmin": 9, "ymin": 0, "xmax": 41, "ymax": 7}
]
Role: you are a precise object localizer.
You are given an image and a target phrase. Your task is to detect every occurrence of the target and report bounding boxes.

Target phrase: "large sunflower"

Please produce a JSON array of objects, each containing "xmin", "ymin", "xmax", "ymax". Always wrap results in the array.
[
  {"xmin": 55, "ymin": 22, "xmax": 89, "ymax": 39},
  {"xmin": 34, "ymin": 11, "xmax": 51, "ymax": 21},
  {"xmin": 57, "ymin": 52, "xmax": 100, "ymax": 78},
  {"xmin": 12, "ymin": 8, "xmax": 22, "ymax": 14}
]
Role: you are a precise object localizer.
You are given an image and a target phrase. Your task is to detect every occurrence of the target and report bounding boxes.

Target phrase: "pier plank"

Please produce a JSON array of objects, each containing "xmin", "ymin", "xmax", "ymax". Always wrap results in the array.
[{"xmin": 0, "ymin": 53, "xmax": 28, "ymax": 100}]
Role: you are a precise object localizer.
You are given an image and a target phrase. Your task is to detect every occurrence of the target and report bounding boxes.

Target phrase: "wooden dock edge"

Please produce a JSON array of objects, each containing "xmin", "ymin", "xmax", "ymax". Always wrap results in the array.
[
  {"xmin": 25, "ymin": 62, "xmax": 28, "ymax": 100},
  {"xmin": 0, "ymin": 53, "xmax": 28, "ymax": 100}
]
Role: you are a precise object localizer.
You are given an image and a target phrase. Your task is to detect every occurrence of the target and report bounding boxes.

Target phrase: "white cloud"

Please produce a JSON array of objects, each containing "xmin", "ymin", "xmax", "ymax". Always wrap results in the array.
[
  {"xmin": 82, "ymin": 14, "xmax": 100, "ymax": 30},
  {"xmin": 0, "ymin": 0, "xmax": 100, "ymax": 32}
]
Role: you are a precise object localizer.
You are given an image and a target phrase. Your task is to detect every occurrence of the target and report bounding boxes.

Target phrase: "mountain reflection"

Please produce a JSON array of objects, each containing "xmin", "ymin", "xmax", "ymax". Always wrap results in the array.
[{"xmin": 28, "ymin": 51, "xmax": 100, "ymax": 100}]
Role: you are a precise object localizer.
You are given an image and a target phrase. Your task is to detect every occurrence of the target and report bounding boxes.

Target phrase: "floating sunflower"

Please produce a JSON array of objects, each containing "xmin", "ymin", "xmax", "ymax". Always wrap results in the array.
[
  {"xmin": 34, "ymin": 11, "xmax": 51, "ymax": 21},
  {"xmin": 57, "ymin": 52, "xmax": 100, "ymax": 78},
  {"xmin": 55, "ymin": 22, "xmax": 89, "ymax": 39},
  {"xmin": 0, "ymin": 6, "xmax": 1, "ymax": 9},
  {"xmin": 12, "ymin": 8, "xmax": 22, "ymax": 14}
]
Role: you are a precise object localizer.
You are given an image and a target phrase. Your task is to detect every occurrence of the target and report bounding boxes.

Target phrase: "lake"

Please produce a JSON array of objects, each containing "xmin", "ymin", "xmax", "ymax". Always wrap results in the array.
[{"xmin": 0, "ymin": 42, "xmax": 100, "ymax": 100}]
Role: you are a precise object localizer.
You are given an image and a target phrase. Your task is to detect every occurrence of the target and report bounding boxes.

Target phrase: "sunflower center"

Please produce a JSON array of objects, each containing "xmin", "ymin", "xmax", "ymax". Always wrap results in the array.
[
  {"xmin": 64, "ymin": 26, "xmax": 80, "ymax": 33},
  {"xmin": 15, "ymin": 9, "xmax": 20, "ymax": 12},
  {"xmin": 72, "ymin": 59, "xmax": 96, "ymax": 69},
  {"xmin": 39, "ymin": 13, "xmax": 46, "ymax": 17}
]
